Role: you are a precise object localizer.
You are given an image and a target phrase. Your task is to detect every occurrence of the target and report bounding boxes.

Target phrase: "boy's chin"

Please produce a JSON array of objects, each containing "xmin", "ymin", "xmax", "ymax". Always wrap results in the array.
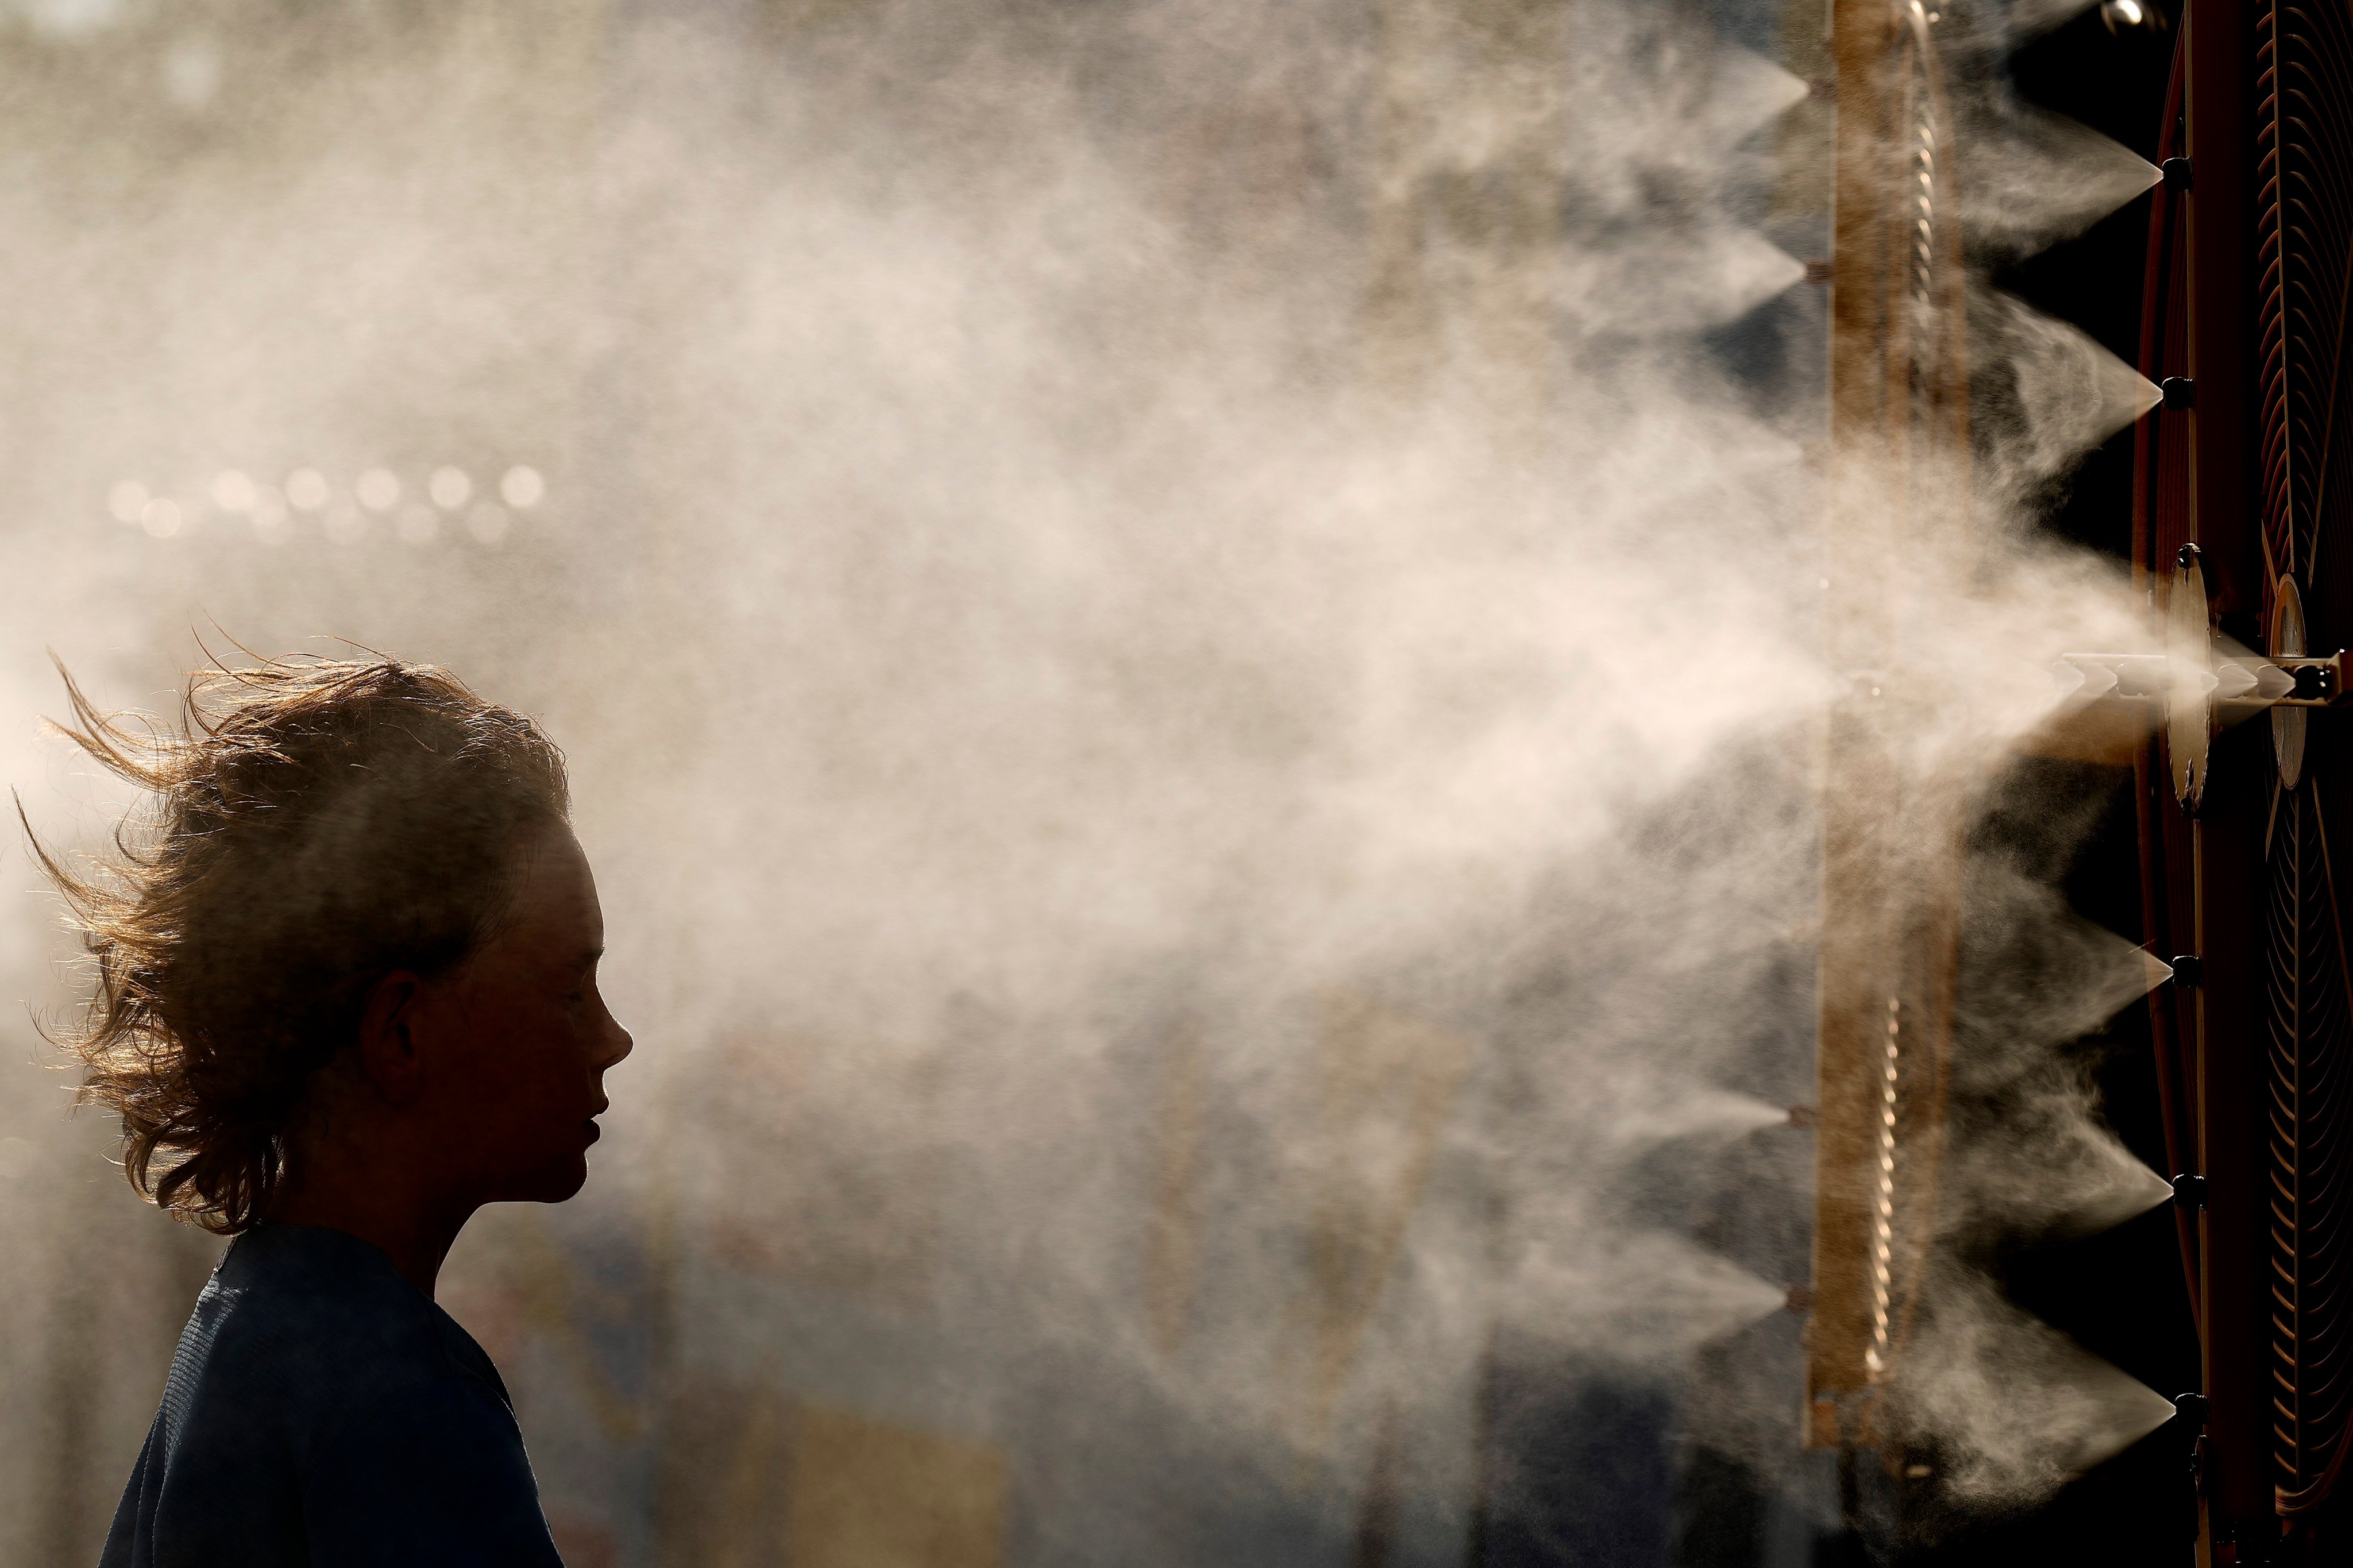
[{"xmin": 499, "ymin": 1154, "xmax": 590, "ymax": 1206}]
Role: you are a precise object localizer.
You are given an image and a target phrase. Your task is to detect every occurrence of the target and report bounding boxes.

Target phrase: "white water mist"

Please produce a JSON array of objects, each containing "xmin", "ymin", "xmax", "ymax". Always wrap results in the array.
[{"xmin": 0, "ymin": 0, "xmax": 2185, "ymax": 1560}]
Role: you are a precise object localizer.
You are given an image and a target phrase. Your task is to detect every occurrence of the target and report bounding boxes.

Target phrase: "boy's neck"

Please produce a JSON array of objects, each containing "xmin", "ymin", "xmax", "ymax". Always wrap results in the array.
[{"xmin": 265, "ymin": 1165, "xmax": 474, "ymax": 1299}]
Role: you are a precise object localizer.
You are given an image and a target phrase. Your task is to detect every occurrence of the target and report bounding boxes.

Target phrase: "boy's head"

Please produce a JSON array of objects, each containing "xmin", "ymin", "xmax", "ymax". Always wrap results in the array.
[{"xmin": 32, "ymin": 656, "xmax": 631, "ymax": 1233}]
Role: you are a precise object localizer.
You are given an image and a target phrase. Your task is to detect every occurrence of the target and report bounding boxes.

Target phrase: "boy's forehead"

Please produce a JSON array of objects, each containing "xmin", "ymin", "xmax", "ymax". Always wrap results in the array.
[{"xmin": 508, "ymin": 829, "xmax": 603, "ymax": 947}]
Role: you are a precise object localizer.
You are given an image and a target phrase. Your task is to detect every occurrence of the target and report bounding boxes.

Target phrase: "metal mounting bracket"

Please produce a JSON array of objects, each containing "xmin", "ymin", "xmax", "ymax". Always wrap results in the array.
[{"xmin": 2051, "ymin": 543, "xmax": 2345, "ymax": 810}]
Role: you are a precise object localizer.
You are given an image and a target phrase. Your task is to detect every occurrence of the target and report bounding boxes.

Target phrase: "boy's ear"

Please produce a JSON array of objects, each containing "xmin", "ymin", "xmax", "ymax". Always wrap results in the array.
[{"xmin": 354, "ymin": 971, "xmax": 427, "ymax": 1105}]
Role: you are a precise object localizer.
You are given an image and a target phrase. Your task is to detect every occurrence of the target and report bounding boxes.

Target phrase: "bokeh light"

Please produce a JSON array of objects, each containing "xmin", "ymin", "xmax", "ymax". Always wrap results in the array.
[
  {"xmin": 428, "ymin": 466, "xmax": 471, "ymax": 509},
  {"xmin": 465, "ymin": 500, "xmax": 510, "ymax": 545},
  {"xmin": 209, "ymin": 470, "xmax": 254, "ymax": 513},
  {"xmin": 499, "ymin": 465, "xmax": 544, "ymax": 508},
  {"xmin": 249, "ymin": 486, "xmax": 290, "ymax": 544},
  {"xmin": 354, "ymin": 469, "xmax": 400, "ymax": 512},
  {"xmin": 284, "ymin": 469, "xmax": 330, "ymax": 511}
]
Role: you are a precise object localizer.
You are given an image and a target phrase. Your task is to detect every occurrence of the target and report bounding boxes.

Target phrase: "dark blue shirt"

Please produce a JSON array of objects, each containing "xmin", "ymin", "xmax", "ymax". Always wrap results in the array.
[{"xmin": 101, "ymin": 1223, "xmax": 564, "ymax": 1568}]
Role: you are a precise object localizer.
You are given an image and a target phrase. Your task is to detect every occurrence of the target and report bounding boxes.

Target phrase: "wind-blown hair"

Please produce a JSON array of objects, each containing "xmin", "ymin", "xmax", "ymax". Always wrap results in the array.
[{"xmin": 25, "ymin": 656, "xmax": 569, "ymax": 1234}]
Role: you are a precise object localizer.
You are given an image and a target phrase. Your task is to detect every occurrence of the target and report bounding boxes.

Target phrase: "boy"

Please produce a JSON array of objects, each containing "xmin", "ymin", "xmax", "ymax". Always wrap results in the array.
[{"xmin": 30, "ymin": 658, "xmax": 631, "ymax": 1566}]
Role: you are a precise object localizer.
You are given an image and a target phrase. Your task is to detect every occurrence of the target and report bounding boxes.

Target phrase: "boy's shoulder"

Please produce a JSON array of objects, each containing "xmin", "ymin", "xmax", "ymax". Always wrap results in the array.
[
  {"xmin": 171, "ymin": 1224, "xmax": 507, "ymax": 1436},
  {"xmin": 107, "ymin": 1232, "xmax": 557, "ymax": 1568}
]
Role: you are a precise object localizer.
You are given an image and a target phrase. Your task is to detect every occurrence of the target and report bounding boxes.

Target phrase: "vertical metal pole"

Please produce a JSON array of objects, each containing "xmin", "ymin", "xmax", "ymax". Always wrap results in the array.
[
  {"xmin": 2181, "ymin": 0, "xmax": 2269, "ymax": 1554},
  {"xmin": 1807, "ymin": 0, "xmax": 1900, "ymax": 1453}
]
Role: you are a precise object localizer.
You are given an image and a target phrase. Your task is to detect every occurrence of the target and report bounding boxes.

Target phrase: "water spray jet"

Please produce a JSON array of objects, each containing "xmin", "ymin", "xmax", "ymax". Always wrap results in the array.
[{"xmin": 2049, "ymin": 543, "xmax": 2353, "ymax": 812}]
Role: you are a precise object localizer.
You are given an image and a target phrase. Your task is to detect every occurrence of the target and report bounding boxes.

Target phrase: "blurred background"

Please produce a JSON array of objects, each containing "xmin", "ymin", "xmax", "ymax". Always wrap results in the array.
[{"xmin": 0, "ymin": 1, "xmax": 2192, "ymax": 1565}]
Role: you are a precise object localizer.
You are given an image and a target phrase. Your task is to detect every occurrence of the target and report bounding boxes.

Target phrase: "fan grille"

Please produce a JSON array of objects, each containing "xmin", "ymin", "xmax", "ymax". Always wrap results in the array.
[{"xmin": 2255, "ymin": 0, "xmax": 2353, "ymax": 1507}]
